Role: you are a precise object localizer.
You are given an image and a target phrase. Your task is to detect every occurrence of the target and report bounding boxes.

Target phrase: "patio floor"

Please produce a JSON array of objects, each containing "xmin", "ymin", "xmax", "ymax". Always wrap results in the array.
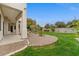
[
  {"xmin": 0, "ymin": 33, "xmax": 58, "ymax": 55},
  {"xmin": 28, "ymin": 33, "xmax": 58, "ymax": 46},
  {"xmin": 0, "ymin": 35, "xmax": 23, "ymax": 45},
  {"xmin": 0, "ymin": 34, "xmax": 28, "ymax": 56}
]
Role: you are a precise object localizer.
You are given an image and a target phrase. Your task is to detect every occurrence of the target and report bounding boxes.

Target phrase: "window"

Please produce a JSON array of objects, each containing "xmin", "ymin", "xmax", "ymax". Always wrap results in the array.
[{"xmin": 0, "ymin": 15, "xmax": 1, "ymax": 31}]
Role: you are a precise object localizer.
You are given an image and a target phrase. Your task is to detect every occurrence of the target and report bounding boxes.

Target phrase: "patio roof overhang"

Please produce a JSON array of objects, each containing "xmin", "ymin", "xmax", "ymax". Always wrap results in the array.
[{"xmin": 0, "ymin": 4, "xmax": 22, "ymax": 23}]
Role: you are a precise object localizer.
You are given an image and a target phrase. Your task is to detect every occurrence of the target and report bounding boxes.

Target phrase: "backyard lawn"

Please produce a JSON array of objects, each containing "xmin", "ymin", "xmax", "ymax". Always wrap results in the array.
[{"xmin": 12, "ymin": 32, "xmax": 79, "ymax": 56}]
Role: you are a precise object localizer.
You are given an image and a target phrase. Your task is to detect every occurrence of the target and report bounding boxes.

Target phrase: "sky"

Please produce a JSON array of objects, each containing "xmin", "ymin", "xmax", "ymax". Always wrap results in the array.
[{"xmin": 27, "ymin": 3, "xmax": 79, "ymax": 27}]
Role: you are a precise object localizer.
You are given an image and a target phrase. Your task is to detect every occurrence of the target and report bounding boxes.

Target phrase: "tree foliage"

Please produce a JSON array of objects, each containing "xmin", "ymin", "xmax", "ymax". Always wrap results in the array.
[
  {"xmin": 55, "ymin": 21, "xmax": 66, "ymax": 28},
  {"xmin": 44, "ymin": 24, "xmax": 55, "ymax": 32},
  {"xmin": 67, "ymin": 20, "xmax": 79, "ymax": 28},
  {"xmin": 44, "ymin": 24, "xmax": 50, "ymax": 29},
  {"xmin": 27, "ymin": 18, "xmax": 36, "ymax": 32}
]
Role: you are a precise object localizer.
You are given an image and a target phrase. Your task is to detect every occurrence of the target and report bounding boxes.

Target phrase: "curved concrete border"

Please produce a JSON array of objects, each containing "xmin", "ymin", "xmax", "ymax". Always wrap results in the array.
[
  {"xmin": 6, "ymin": 45, "xmax": 28, "ymax": 56},
  {"xmin": 5, "ymin": 39, "xmax": 30, "ymax": 56}
]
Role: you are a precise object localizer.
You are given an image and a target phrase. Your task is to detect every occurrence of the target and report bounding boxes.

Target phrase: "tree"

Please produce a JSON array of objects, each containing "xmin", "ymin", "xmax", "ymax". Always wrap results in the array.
[
  {"xmin": 70, "ymin": 20, "xmax": 79, "ymax": 30},
  {"xmin": 44, "ymin": 24, "xmax": 55, "ymax": 32},
  {"xmin": 44, "ymin": 24, "xmax": 50, "ymax": 29},
  {"xmin": 49, "ymin": 24, "xmax": 55, "ymax": 32},
  {"xmin": 27, "ymin": 18, "xmax": 36, "ymax": 32},
  {"xmin": 71, "ymin": 20, "xmax": 79, "ymax": 27},
  {"xmin": 67, "ymin": 20, "xmax": 79, "ymax": 28},
  {"xmin": 66, "ymin": 21, "xmax": 73, "ymax": 28},
  {"xmin": 72, "ymin": 20, "xmax": 79, "ymax": 37},
  {"xmin": 55, "ymin": 21, "xmax": 66, "ymax": 28},
  {"xmin": 27, "ymin": 18, "xmax": 43, "ymax": 35}
]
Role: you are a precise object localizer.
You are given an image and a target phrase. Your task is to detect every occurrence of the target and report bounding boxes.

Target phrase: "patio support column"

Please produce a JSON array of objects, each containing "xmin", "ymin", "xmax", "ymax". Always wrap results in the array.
[
  {"xmin": 16, "ymin": 20, "xmax": 19, "ymax": 35},
  {"xmin": 13, "ymin": 25, "xmax": 15, "ymax": 33},
  {"xmin": 21, "ymin": 7, "xmax": 27, "ymax": 38}
]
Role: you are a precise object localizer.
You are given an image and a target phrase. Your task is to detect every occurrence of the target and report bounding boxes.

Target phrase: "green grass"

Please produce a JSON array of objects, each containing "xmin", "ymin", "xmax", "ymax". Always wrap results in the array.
[{"xmin": 12, "ymin": 32, "xmax": 79, "ymax": 56}]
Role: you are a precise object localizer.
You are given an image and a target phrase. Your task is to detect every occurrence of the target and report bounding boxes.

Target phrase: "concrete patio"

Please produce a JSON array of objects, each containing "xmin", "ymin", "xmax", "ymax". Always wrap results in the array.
[
  {"xmin": 28, "ymin": 33, "xmax": 58, "ymax": 46},
  {"xmin": 0, "ymin": 35, "xmax": 23, "ymax": 45},
  {"xmin": 0, "ymin": 33, "xmax": 58, "ymax": 55},
  {"xmin": 0, "ymin": 34, "xmax": 28, "ymax": 56}
]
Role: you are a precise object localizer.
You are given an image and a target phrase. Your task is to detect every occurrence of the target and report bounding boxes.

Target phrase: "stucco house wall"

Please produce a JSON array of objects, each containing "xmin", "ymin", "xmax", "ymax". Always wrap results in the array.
[
  {"xmin": 0, "ymin": 3, "xmax": 27, "ymax": 40},
  {"xmin": 2, "ymin": 3, "xmax": 26, "ymax": 10},
  {"xmin": 0, "ymin": 8, "xmax": 4, "ymax": 40}
]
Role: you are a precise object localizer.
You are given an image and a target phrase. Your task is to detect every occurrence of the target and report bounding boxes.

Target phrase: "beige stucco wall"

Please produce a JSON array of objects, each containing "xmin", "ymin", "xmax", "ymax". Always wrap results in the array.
[
  {"xmin": 0, "ymin": 3, "xmax": 27, "ymax": 39},
  {"xmin": 2, "ymin": 3, "xmax": 26, "ymax": 10},
  {"xmin": 0, "ymin": 8, "xmax": 4, "ymax": 40},
  {"xmin": 3, "ymin": 3, "xmax": 27, "ymax": 38},
  {"xmin": 4, "ymin": 19, "xmax": 11, "ymax": 35},
  {"xmin": 20, "ymin": 8, "xmax": 27, "ymax": 38}
]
